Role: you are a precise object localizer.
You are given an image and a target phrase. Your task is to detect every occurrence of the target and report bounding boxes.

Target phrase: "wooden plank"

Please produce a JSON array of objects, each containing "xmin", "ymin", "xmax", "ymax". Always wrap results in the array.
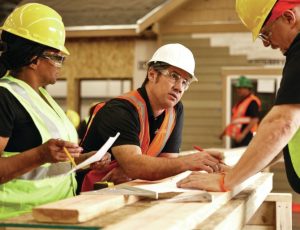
[
  {"xmin": 194, "ymin": 173, "xmax": 273, "ymax": 230},
  {"xmin": 103, "ymin": 173, "xmax": 273, "ymax": 230},
  {"xmin": 246, "ymin": 202, "xmax": 276, "ymax": 227},
  {"xmin": 66, "ymin": 27, "xmax": 137, "ymax": 38},
  {"xmin": 275, "ymin": 201, "xmax": 292, "ymax": 230},
  {"xmin": 32, "ymin": 194, "xmax": 140, "ymax": 224},
  {"xmin": 246, "ymin": 193, "xmax": 292, "ymax": 230},
  {"xmin": 32, "ymin": 171, "xmax": 211, "ymax": 224},
  {"xmin": 2, "ymin": 175, "xmax": 278, "ymax": 229}
]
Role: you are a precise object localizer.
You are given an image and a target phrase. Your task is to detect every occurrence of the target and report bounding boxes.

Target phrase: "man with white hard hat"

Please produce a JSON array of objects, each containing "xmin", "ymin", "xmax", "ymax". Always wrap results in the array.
[
  {"xmin": 177, "ymin": 0, "xmax": 300, "ymax": 194},
  {"xmin": 79, "ymin": 43, "xmax": 227, "ymax": 191}
]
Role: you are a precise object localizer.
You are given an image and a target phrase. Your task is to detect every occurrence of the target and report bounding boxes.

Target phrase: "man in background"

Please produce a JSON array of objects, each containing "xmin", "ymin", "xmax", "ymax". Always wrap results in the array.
[{"xmin": 220, "ymin": 76, "xmax": 261, "ymax": 147}]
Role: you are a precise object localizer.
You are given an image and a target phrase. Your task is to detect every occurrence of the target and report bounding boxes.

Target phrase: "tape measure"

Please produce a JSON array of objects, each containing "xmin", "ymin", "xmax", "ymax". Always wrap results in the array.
[{"xmin": 93, "ymin": 181, "xmax": 114, "ymax": 190}]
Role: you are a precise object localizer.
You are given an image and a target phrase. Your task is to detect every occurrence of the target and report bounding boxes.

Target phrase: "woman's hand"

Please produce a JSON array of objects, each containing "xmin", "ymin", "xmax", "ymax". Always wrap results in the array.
[{"xmin": 38, "ymin": 139, "xmax": 82, "ymax": 163}]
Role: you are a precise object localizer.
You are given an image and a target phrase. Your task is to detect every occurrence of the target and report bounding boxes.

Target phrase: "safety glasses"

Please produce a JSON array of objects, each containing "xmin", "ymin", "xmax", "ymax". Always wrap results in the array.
[
  {"xmin": 159, "ymin": 69, "xmax": 191, "ymax": 91},
  {"xmin": 258, "ymin": 15, "xmax": 282, "ymax": 44},
  {"xmin": 40, "ymin": 52, "xmax": 66, "ymax": 68}
]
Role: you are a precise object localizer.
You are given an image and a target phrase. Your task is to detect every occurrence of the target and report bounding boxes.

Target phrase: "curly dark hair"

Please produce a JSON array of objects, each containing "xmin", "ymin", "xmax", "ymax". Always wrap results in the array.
[{"xmin": 0, "ymin": 31, "xmax": 56, "ymax": 77}]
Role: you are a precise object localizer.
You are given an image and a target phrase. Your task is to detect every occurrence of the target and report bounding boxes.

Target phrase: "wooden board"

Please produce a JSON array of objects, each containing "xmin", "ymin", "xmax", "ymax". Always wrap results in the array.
[
  {"xmin": 31, "ymin": 147, "xmax": 247, "ymax": 224},
  {"xmin": 1, "ymin": 173, "xmax": 283, "ymax": 230},
  {"xmin": 32, "ymin": 194, "xmax": 140, "ymax": 224},
  {"xmin": 32, "ymin": 171, "xmax": 211, "ymax": 224},
  {"xmin": 3, "ymin": 147, "xmax": 287, "ymax": 229},
  {"xmin": 103, "ymin": 173, "xmax": 273, "ymax": 230},
  {"xmin": 195, "ymin": 174, "xmax": 274, "ymax": 229}
]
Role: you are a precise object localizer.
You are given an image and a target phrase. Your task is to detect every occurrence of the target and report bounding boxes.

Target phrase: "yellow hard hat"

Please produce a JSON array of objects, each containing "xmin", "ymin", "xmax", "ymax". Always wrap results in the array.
[
  {"xmin": 236, "ymin": 0, "xmax": 277, "ymax": 41},
  {"xmin": 0, "ymin": 3, "xmax": 69, "ymax": 55},
  {"xmin": 66, "ymin": 110, "xmax": 80, "ymax": 128}
]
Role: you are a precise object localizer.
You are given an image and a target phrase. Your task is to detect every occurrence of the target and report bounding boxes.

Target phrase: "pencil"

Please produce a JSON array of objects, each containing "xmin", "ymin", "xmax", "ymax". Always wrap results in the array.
[
  {"xmin": 193, "ymin": 145, "xmax": 204, "ymax": 152},
  {"xmin": 63, "ymin": 147, "xmax": 77, "ymax": 167}
]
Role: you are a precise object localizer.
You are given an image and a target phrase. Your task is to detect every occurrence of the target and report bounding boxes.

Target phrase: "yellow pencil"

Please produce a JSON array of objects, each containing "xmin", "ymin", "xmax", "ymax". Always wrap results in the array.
[{"xmin": 63, "ymin": 147, "xmax": 77, "ymax": 167}]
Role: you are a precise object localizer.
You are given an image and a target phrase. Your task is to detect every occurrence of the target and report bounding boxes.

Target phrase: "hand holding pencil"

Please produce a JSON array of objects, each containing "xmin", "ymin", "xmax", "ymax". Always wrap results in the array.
[
  {"xmin": 193, "ymin": 145, "xmax": 224, "ymax": 161},
  {"xmin": 63, "ymin": 147, "xmax": 77, "ymax": 167},
  {"xmin": 38, "ymin": 139, "xmax": 82, "ymax": 164},
  {"xmin": 192, "ymin": 145, "xmax": 230, "ymax": 172}
]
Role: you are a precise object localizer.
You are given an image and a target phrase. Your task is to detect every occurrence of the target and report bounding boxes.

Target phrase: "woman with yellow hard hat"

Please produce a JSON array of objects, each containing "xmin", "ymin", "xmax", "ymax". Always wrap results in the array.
[
  {"xmin": 178, "ymin": 0, "xmax": 300, "ymax": 195},
  {"xmin": 0, "ymin": 3, "xmax": 110, "ymax": 219}
]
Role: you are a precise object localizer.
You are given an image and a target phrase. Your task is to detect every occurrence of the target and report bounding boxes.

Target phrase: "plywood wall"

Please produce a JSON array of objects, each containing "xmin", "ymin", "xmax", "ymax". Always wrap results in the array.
[
  {"xmin": 60, "ymin": 37, "xmax": 135, "ymax": 110},
  {"xmin": 62, "ymin": 38, "xmax": 135, "ymax": 79}
]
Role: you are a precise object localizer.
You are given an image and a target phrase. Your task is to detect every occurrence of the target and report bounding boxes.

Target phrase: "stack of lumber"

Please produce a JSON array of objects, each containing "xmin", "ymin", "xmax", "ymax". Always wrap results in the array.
[{"xmin": 0, "ymin": 148, "xmax": 292, "ymax": 230}]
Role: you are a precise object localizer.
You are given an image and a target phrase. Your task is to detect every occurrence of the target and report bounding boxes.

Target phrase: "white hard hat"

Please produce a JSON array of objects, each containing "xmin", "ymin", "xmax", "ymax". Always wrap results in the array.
[{"xmin": 148, "ymin": 43, "xmax": 197, "ymax": 82}]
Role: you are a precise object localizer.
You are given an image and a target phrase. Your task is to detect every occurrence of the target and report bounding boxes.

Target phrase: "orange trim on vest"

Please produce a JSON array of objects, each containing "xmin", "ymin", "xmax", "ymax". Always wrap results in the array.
[
  {"xmin": 80, "ymin": 102, "xmax": 105, "ymax": 146},
  {"xmin": 81, "ymin": 90, "xmax": 177, "ymax": 156},
  {"xmin": 225, "ymin": 94, "xmax": 261, "ymax": 138},
  {"xmin": 118, "ymin": 90, "xmax": 176, "ymax": 157},
  {"xmin": 80, "ymin": 90, "xmax": 177, "ymax": 192}
]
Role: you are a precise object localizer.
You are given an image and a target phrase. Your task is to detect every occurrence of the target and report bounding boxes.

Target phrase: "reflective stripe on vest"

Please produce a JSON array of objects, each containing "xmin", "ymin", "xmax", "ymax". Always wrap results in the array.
[
  {"xmin": 118, "ymin": 91, "xmax": 176, "ymax": 156},
  {"xmin": 0, "ymin": 76, "xmax": 78, "ymax": 179},
  {"xmin": 82, "ymin": 90, "xmax": 176, "ymax": 157},
  {"xmin": 287, "ymin": 129, "xmax": 300, "ymax": 178},
  {"xmin": 225, "ymin": 94, "xmax": 261, "ymax": 138},
  {"xmin": 0, "ymin": 76, "xmax": 77, "ymax": 219}
]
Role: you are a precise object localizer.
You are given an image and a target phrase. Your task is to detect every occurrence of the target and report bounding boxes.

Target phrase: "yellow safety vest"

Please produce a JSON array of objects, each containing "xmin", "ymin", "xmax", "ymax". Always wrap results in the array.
[
  {"xmin": 287, "ymin": 129, "xmax": 300, "ymax": 179},
  {"xmin": 0, "ymin": 76, "xmax": 78, "ymax": 219}
]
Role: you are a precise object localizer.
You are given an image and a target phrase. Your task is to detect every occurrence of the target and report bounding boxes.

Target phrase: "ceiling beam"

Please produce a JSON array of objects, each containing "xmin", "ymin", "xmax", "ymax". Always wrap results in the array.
[{"xmin": 136, "ymin": 0, "xmax": 189, "ymax": 33}]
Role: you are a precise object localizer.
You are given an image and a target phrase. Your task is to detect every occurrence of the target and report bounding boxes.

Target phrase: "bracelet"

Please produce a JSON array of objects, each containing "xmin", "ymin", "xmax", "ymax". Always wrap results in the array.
[{"xmin": 219, "ymin": 173, "xmax": 230, "ymax": 192}]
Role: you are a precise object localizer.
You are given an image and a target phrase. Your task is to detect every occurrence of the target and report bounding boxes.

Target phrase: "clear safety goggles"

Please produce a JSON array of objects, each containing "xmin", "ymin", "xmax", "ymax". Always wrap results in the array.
[
  {"xmin": 40, "ymin": 52, "xmax": 66, "ymax": 68},
  {"xmin": 258, "ymin": 15, "xmax": 283, "ymax": 44},
  {"xmin": 159, "ymin": 69, "xmax": 191, "ymax": 91}
]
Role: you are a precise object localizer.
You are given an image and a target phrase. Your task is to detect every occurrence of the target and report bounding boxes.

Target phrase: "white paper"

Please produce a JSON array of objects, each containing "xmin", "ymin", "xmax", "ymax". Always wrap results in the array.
[{"xmin": 66, "ymin": 132, "xmax": 120, "ymax": 175}]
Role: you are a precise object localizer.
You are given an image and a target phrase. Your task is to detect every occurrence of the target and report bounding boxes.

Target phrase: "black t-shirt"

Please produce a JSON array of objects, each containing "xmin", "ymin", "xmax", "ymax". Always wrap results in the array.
[
  {"xmin": 81, "ymin": 87, "xmax": 183, "ymax": 158},
  {"xmin": 241, "ymin": 98, "xmax": 260, "ymax": 132},
  {"xmin": 0, "ymin": 87, "xmax": 42, "ymax": 152},
  {"xmin": 275, "ymin": 33, "xmax": 300, "ymax": 193}
]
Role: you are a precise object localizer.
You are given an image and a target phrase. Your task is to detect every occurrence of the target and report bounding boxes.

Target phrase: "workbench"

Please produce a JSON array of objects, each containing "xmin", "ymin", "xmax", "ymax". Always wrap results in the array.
[{"xmin": 0, "ymin": 148, "xmax": 292, "ymax": 230}]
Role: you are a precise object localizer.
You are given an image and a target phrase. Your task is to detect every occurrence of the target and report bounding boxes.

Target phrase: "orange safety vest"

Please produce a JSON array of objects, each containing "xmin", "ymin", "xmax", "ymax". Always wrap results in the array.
[
  {"xmin": 225, "ymin": 94, "xmax": 261, "ymax": 138},
  {"xmin": 81, "ymin": 90, "xmax": 176, "ymax": 191}
]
